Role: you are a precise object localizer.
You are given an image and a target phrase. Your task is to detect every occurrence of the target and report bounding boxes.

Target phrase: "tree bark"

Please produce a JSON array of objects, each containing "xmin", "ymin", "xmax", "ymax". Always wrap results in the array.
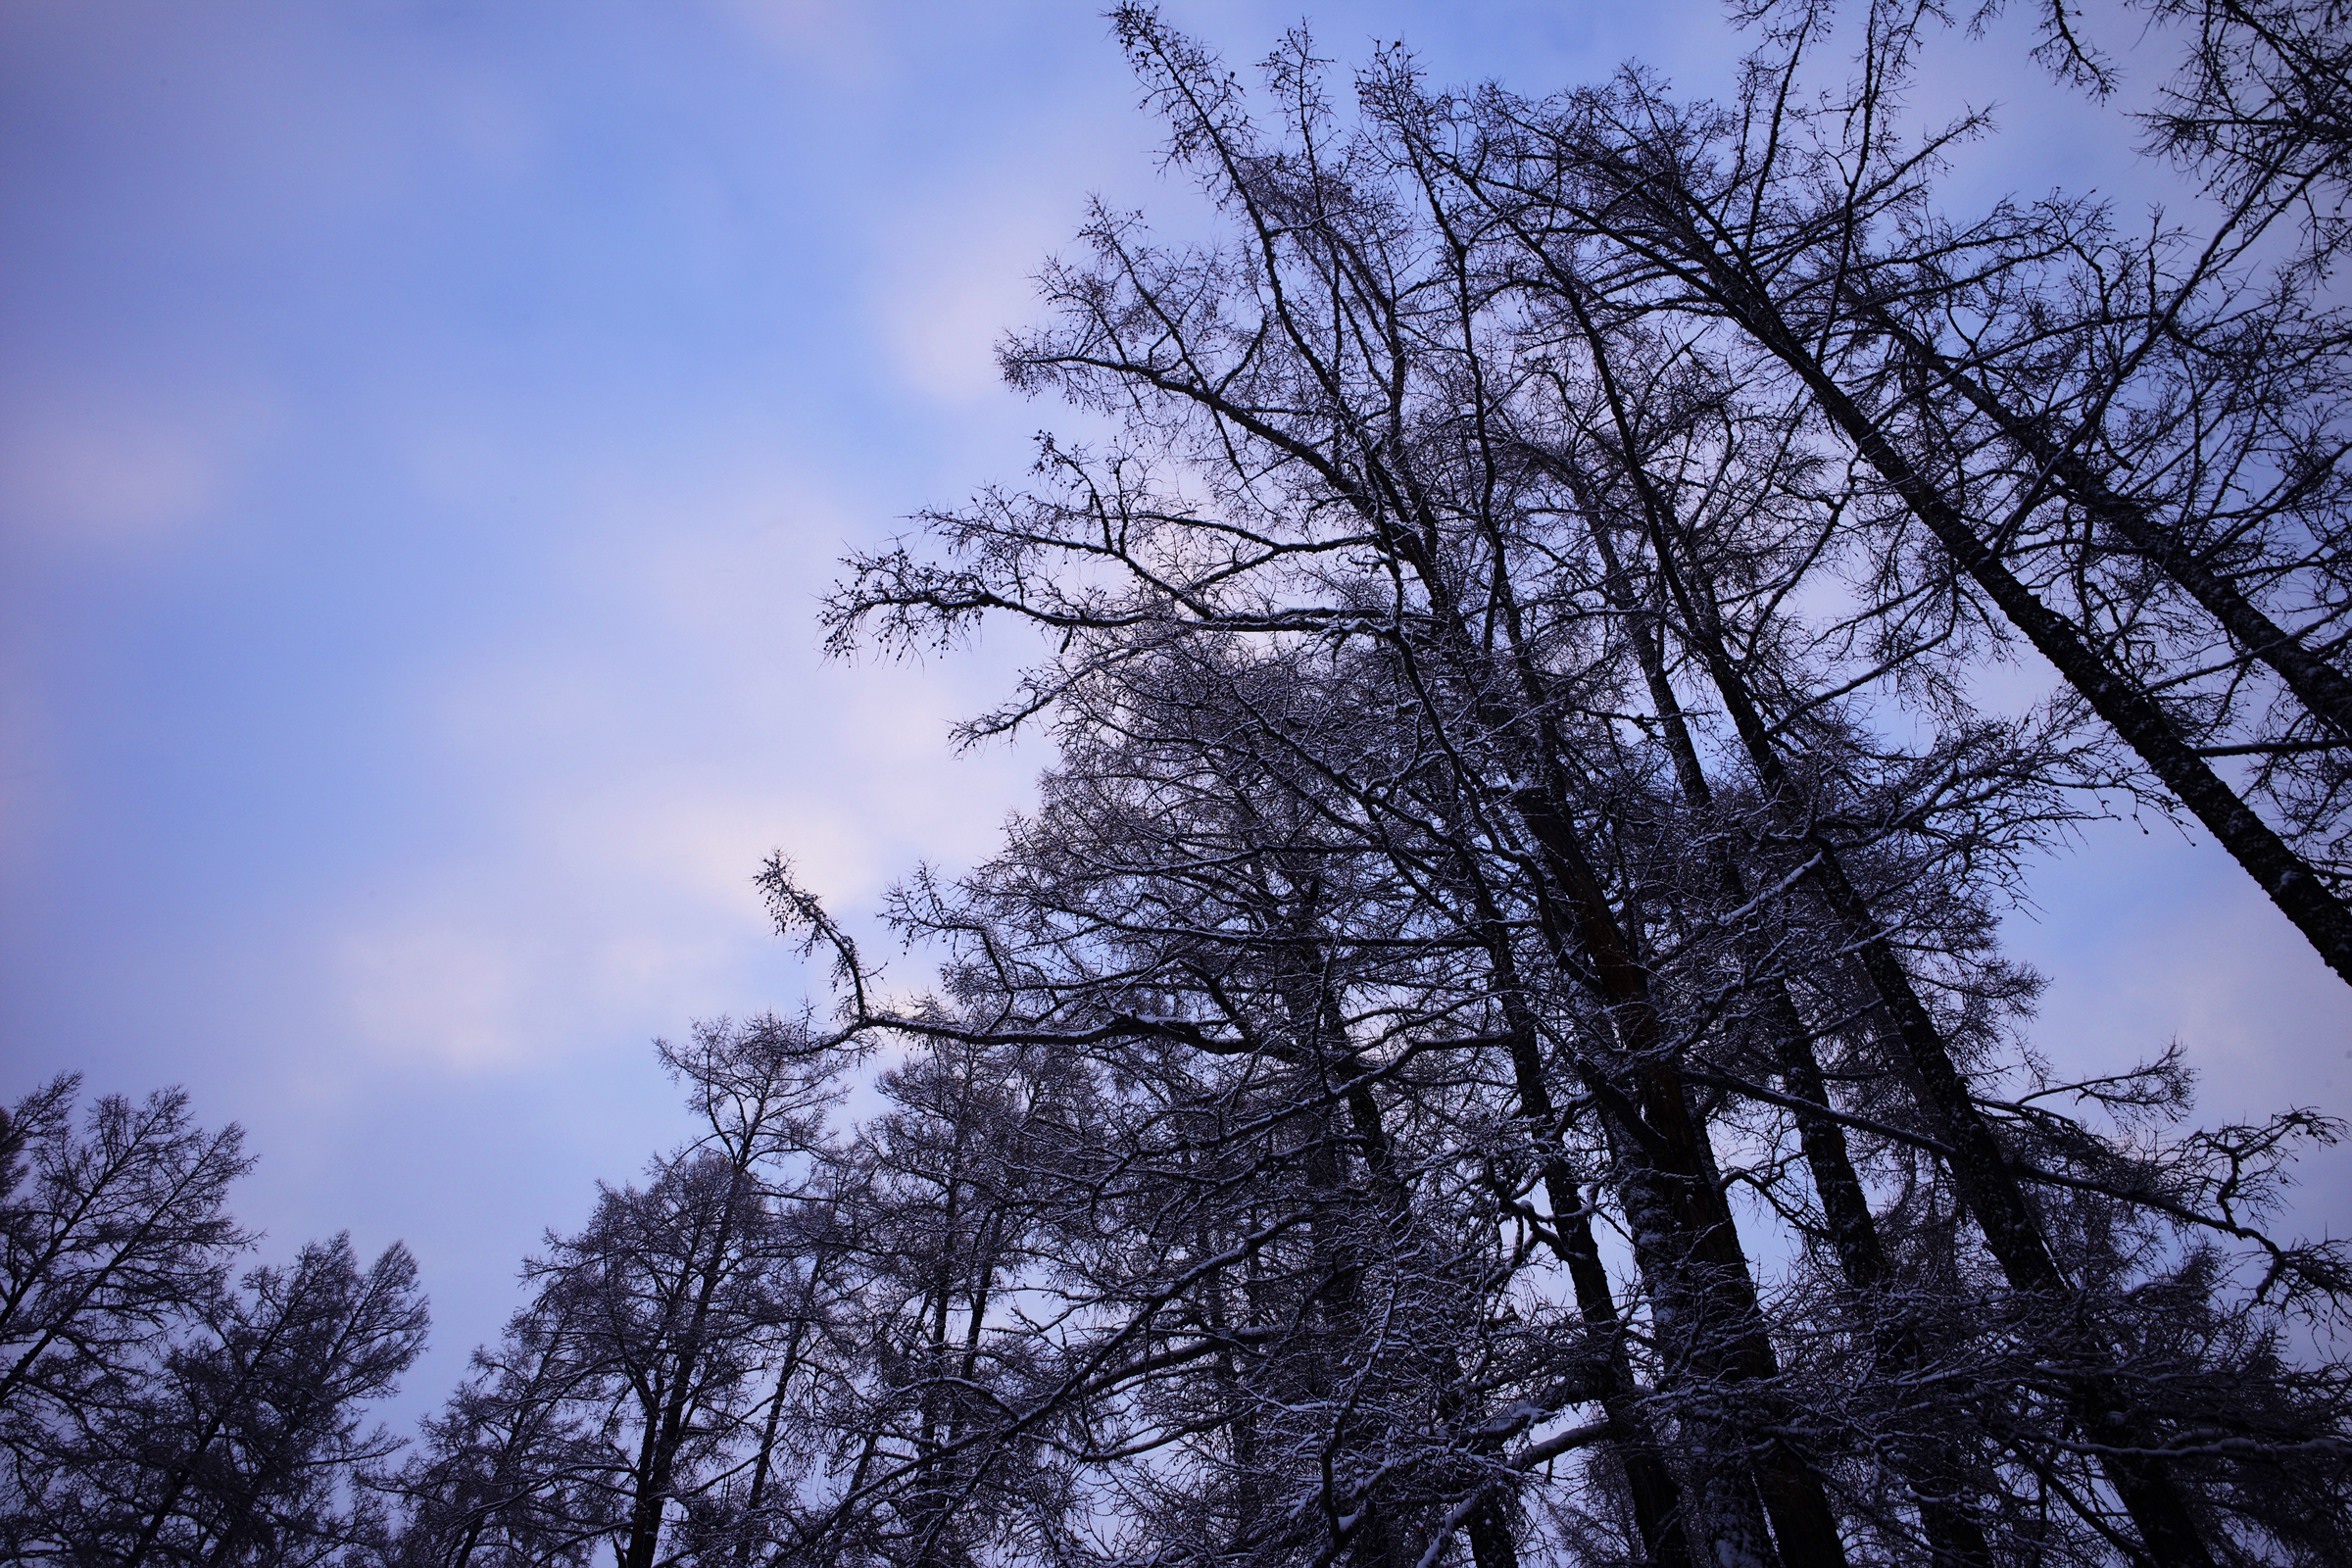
[
  {"xmin": 1580, "ymin": 498, "xmax": 1995, "ymax": 1567},
  {"xmin": 1871, "ymin": 304, "xmax": 2352, "ymax": 746},
  {"xmin": 1571, "ymin": 301, "xmax": 2220, "ymax": 1567}
]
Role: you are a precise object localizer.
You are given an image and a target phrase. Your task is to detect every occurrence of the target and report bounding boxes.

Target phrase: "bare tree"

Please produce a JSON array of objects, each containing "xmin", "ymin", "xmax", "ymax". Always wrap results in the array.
[
  {"xmin": 371, "ymin": 1298, "xmax": 612, "ymax": 1568},
  {"xmin": 379, "ymin": 1016, "xmax": 857, "ymax": 1568},
  {"xmin": 0, "ymin": 1078, "xmax": 255, "ymax": 1559},
  {"xmin": 361, "ymin": 11, "xmax": 2352, "ymax": 1567},
  {"xmin": 33, "ymin": 1232, "xmax": 426, "ymax": 1568},
  {"xmin": 808, "ymin": 11, "xmax": 2352, "ymax": 1564}
]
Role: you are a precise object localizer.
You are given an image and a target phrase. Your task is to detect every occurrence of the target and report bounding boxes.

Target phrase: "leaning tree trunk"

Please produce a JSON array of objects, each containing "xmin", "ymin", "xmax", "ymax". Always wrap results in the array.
[
  {"xmin": 1378, "ymin": 473, "xmax": 1844, "ymax": 1567},
  {"xmin": 1709, "ymin": 233, "xmax": 2352, "ymax": 996},
  {"xmin": 1870, "ymin": 305, "xmax": 2352, "ymax": 746},
  {"xmin": 1581, "ymin": 496, "xmax": 1995, "ymax": 1568},
  {"xmin": 1570, "ymin": 301, "xmax": 2221, "ymax": 1567},
  {"xmin": 1451, "ymin": 869, "xmax": 1698, "ymax": 1568},
  {"xmin": 1510, "ymin": 782, "xmax": 1849, "ymax": 1568}
]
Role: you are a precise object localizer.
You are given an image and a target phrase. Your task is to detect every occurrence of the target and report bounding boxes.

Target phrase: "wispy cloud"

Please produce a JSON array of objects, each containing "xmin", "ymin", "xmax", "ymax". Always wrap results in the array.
[{"xmin": 0, "ymin": 380, "xmax": 282, "ymax": 552}]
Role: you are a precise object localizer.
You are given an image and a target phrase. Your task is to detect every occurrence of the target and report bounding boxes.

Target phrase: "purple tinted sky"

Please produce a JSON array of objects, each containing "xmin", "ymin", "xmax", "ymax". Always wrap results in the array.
[{"xmin": 3, "ymin": 0, "xmax": 2346, "ymax": 1432}]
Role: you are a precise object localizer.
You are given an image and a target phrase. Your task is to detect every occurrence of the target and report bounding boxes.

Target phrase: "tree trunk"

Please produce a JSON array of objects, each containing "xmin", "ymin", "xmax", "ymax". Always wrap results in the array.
[
  {"xmin": 1581, "ymin": 496, "xmax": 1996, "ymax": 1568},
  {"xmin": 1726, "ymin": 249, "xmax": 2352, "ymax": 992},
  {"xmin": 1576, "ymin": 302, "xmax": 2219, "ymax": 1567},
  {"xmin": 1873, "ymin": 305, "xmax": 2352, "ymax": 745},
  {"xmin": 1511, "ymin": 785, "xmax": 1846, "ymax": 1568}
]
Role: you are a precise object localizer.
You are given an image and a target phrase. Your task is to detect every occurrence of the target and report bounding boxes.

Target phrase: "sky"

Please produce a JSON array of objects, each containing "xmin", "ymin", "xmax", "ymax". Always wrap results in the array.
[{"xmin": 4, "ymin": 0, "xmax": 2347, "ymax": 1435}]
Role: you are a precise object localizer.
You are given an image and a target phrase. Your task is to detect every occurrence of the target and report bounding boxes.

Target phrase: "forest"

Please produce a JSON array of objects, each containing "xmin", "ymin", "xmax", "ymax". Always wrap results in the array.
[{"xmin": 9, "ymin": 1, "xmax": 2352, "ymax": 1563}]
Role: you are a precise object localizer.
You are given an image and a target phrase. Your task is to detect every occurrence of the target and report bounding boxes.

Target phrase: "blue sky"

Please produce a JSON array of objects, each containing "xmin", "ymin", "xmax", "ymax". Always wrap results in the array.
[{"xmin": 5, "ymin": 0, "xmax": 2347, "ymax": 1430}]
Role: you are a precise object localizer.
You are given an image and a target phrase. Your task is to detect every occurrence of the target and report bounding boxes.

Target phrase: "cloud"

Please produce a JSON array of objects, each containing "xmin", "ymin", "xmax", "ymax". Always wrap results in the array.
[
  {"xmin": 339, "ymin": 916, "xmax": 551, "ymax": 1072},
  {"xmin": 703, "ymin": 0, "xmax": 888, "ymax": 87},
  {"xmin": 865, "ymin": 185, "xmax": 1077, "ymax": 404},
  {"xmin": 0, "ymin": 383, "xmax": 281, "ymax": 552},
  {"xmin": 312, "ymin": 437, "xmax": 1041, "ymax": 1081}
]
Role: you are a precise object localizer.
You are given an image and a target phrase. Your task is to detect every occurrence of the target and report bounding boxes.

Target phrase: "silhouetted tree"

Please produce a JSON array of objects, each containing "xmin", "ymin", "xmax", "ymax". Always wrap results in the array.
[
  {"xmin": 808, "ymin": 9, "xmax": 2352, "ymax": 1563},
  {"xmin": 33, "ymin": 1232, "xmax": 425, "ymax": 1568},
  {"xmin": 1, "ymin": 1077, "xmax": 256, "ymax": 1560}
]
